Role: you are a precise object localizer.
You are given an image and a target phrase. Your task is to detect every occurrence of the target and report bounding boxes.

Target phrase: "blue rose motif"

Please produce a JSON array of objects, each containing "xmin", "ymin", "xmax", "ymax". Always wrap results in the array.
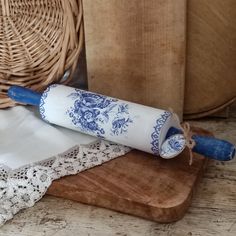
[
  {"xmin": 81, "ymin": 109, "xmax": 100, "ymax": 122},
  {"xmin": 78, "ymin": 93, "xmax": 114, "ymax": 109},
  {"xmin": 67, "ymin": 90, "xmax": 118, "ymax": 137},
  {"xmin": 111, "ymin": 117, "xmax": 133, "ymax": 135},
  {"xmin": 112, "ymin": 118, "xmax": 126, "ymax": 129},
  {"xmin": 117, "ymin": 104, "xmax": 129, "ymax": 114},
  {"xmin": 169, "ymin": 139, "xmax": 182, "ymax": 151},
  {"xmin": 87, "ymin": 121, "xmax": 98, "ymax": 130},
  {"xmin": 67, "ymin": 90, "xmax": 133, "ymax": 137}
]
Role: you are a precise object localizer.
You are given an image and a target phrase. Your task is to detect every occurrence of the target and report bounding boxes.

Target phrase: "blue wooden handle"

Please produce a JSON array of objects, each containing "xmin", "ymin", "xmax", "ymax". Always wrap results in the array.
[
  {"xmin": 8, "ymin": 86, "xmax": 42, "ymax": 106},
  {"xmin": 166, "ymin": 127, "xmax": 235, "ymax": 161}
]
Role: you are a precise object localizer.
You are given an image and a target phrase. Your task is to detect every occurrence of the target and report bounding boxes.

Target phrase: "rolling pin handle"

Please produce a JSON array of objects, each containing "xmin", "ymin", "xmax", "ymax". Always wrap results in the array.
[
  {"xmin": 166, "ymin": 127, "xmax": 235, "ymax": 161},
  {"xmin": 8, "ymin": 86, "xmax": 42, "ymax": 106}
]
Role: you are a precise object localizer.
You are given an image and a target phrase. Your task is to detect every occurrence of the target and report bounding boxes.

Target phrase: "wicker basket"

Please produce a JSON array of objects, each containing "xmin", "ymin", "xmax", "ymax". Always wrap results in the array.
[{"xmin": 0, "ymin": 0, "xmax": 84, "ymax": 108}]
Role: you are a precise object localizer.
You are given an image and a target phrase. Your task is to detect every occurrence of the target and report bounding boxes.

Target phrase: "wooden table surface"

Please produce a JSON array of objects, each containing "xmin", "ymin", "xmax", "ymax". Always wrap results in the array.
[{"xmin": 1, "ymin": 113, "xmax": 235, "ymax": 235}]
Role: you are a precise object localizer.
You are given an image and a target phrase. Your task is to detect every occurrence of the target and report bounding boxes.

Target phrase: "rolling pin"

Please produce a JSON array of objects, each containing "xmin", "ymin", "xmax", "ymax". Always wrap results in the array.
[{"xmin": 8, "ymin": 84, "xmax": 235, "ymax": 161}]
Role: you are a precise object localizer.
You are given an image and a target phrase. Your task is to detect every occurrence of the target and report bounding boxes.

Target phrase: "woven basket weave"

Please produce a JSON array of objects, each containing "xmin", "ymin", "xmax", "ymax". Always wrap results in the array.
[{"xmin": 0, "ymin": 0, "xmax": 83, "ymax": 108}]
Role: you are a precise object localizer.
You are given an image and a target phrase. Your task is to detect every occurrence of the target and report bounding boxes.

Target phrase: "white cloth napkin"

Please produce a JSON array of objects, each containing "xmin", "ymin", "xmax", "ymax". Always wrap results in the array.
[
  {"xmin": 0, "ymin": 106, "xmax": 129, "ymax": 226},
  {"xmin": 0, "ymin": 106, "xmax": 97, "ymax": 169}
]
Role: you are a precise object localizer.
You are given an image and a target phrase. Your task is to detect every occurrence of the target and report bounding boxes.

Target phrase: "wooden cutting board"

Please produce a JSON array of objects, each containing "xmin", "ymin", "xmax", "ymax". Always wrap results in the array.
[
  {"xmin": 47, "ymin": 128, "xmax": 209, "ymax": 223},
  {"xmin": 82, "ymin": 0, "xmax": 186, "ymax": 119}
]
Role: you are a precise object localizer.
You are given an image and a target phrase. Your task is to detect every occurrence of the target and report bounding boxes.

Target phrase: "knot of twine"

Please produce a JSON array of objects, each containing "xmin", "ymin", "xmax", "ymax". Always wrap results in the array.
[
  {"xmin": 180, "ymin": 122, "xmax": 196, "ymax": 165},
  {"xmin": 169, "ymin": 109, "xmax": 196, "ymax": 165}
]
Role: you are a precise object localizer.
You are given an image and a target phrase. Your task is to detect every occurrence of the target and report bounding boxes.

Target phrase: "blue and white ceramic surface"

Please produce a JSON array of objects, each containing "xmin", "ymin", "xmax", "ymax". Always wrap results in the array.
[
  {"xmin": 160, "ymin": 134, "xmax": 186, "ymax": 159},
  {"xmin": 39, "ymin": 84, "xmax": 180, "ymax": 157}
]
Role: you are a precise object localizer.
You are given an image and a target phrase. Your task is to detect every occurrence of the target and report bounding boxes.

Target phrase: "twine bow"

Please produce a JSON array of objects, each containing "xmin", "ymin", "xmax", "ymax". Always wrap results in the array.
[
  {"xmin": 180, "ymin": 122, "xmax": 196, "ymax": 165},
  {"xmin": 169, "ymin": 109, "xmax": 196, "ymax": 165}
]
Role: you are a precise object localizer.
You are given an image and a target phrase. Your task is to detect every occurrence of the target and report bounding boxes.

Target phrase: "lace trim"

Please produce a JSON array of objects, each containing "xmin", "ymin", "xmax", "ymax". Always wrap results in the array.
[{"xmin": 0, "ymin": 140, "xmax": 130, "ymax": 226}]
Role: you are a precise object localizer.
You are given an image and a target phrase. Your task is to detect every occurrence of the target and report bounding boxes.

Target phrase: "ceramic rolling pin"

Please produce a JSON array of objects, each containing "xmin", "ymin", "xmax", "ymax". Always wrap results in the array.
[{"xmin": 8, "ymin": 84, "xmax": 235, "ymax": 161}]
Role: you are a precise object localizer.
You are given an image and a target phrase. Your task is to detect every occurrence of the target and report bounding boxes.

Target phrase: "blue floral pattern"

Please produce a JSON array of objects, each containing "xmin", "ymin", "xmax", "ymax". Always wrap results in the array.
[
  {"xmin": 160, "ymin": 134, "xmax": 186, "ymax": 159},
  {"xmin": 169, "ymin": 138, "xmax": 183, "ymax": 151},
  {"xmin": 111, "ymin": 104, "xmax": 133, "ymax": 135},
  {"xmin": 39, "ymin": 84, "xmax": 58, "ymax": 122},
  {"xmin": 151, "ymin": 111, "xmax": 171, "ymax": 155},
  {"xmin": 67, "ymin": 90, "xmax": 133, "ymax": 137}
]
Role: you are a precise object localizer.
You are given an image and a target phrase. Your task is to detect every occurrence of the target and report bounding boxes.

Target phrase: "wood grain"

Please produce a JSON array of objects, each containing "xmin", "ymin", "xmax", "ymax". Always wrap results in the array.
[
  {"xmin": 1, "ymin": 120, "xmax": 235, "ymax": 235},
  {"xmin": 47, "ymin": 128, "xmax": 209, "ymax": 223},
  {"xmin": 82, "ymin": 0, "xmax": 186, "ymax": 119},
  {"xmin": 184, "ymin": 0, "xmax": 236, "ymax": 118},
  {"xmin": 2, "ymin": 195, "xmax": 236, "ymax": 236}
]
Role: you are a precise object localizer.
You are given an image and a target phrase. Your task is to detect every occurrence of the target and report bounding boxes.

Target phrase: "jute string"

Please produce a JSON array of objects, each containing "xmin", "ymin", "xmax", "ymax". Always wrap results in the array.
[{"xmin": 169, "ymin": 109, "xmax": 196, "ymax": 165}]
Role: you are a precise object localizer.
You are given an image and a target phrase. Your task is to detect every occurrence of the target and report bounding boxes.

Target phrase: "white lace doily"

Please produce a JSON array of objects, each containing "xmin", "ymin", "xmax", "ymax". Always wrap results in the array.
[{"xmin": 0, "ymin": 140, "xmax": 130, "ymax": 226}]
